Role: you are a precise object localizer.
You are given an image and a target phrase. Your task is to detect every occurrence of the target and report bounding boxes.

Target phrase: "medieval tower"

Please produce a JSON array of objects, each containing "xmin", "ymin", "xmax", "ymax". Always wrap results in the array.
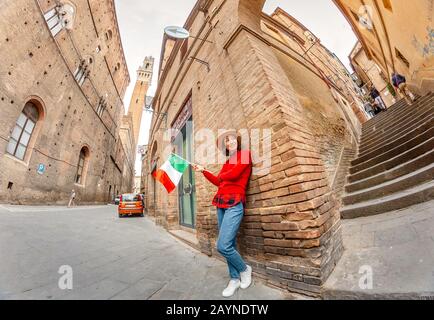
[{"xmin": 128, "ymin": 56, "xmax": 154, "ymax": 146}]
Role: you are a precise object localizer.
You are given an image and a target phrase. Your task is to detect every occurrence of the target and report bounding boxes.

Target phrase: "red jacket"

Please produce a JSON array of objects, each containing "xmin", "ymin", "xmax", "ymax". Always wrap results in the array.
[{"xmin": 203, "ymin": 150, "xmax": 252, "ymax": 208}]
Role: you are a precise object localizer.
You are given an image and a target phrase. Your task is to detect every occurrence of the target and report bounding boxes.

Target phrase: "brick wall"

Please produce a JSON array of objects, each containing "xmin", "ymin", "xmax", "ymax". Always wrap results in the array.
[
  {"xmin": 142, "ymin": 0, "xmax": 362, "ymax": 296},
  {"xmin": 0, "ymin": 0, "xmax": 130, "ymax": 204}
]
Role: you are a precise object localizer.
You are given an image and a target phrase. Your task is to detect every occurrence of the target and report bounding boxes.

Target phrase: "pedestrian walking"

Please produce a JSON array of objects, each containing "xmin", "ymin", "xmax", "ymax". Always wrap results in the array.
[
  {"xmin": 192, "ymin": 131, "xmax": 253, "ymax": 298},
  {"xmin": 392, "ymin": 72, "xmax": 416, "ymax": 104},
  {"xmin": 364, "ymin": 100, "xmax": 376, "ymax": 118},
  {"xmin": 370, "ymin": 86, "xmax": 387, "ymax": 111},
  {"xmin": 68, "ymin": 189, "xmax": 76, "ymax": 208}
]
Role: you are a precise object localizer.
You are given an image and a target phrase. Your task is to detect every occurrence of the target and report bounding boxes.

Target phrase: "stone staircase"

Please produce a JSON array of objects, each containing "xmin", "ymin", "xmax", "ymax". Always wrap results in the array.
[
  {"xmin": 332, "ymin": 147, "xmax": 357, "ymax": 201},
  {"xmin": 340, "ymin": 92, "xmax": 434, "ymax": 219}
]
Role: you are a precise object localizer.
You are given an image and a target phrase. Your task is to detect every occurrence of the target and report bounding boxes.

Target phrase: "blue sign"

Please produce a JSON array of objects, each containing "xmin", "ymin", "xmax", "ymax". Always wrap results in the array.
[{"xmin": 37, "ymin": 164, "xmax": 45, "ymax": 175}]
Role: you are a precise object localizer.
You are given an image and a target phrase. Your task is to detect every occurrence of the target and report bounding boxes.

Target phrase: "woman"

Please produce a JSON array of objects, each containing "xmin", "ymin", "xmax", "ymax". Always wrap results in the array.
[{"xmin": 193, "ymin": 132, "xmax": 253, "ymax": 298}]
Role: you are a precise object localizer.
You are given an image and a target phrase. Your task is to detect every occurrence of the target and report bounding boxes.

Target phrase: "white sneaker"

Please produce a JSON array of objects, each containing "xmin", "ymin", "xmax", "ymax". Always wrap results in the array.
[
  {"xmin": 222, "ymin": 279, "xmax": 241, "ymax": 297},
  {"xmin": 240, "ymin": 265, "xmax": 252, "ymax": 289}
]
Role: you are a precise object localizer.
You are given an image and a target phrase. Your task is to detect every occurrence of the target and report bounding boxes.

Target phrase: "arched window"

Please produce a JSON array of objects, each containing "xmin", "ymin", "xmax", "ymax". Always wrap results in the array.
[
  {"xmin": 106, "ymin": 30, "xmax": 113, "ymax": 41},
  {"xmin": 75, "ymin": 147, "xmax": 90, "ymax": 185},
  {"xmin": 7, "ymin": 102, "xmax": 40, "ymax": 160}
]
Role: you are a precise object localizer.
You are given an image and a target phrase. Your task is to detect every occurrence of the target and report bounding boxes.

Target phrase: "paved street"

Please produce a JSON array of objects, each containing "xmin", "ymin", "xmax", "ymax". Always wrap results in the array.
[
  {"xmin": 324, "ymin": 200, "xmax": 434, "ymax": 299},
  {"xmin": 0, "ymin": 204, "xmax": 292, "ymax": 300}
]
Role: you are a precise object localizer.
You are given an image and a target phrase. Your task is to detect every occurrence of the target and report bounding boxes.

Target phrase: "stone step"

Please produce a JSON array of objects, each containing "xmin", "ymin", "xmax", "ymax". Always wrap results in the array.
[
  {"xmin": 346, "ymin": 149, "xmax": 434, "ymax": 193},
  {"xmin": 354, "ymin": 116, "xmax": 434, "ymax": 166},
  {"xmin": 362, "ymin": 100, "xmax": 408, "ymax": 131},
  {"xmin": 360, "ymin": 110, "xmax": 434, "ymax": 158},
  {"xmin": 361, "ymin": 97, "xmax": 434, "ymax": 147},
  {"xmin": 361, "ymin": 95, "xmax": 432, "ymax": 138},
  {"xmin": 360, "ymin": 99, "xmax": 434, "ymax": 149},
  {"xmin": 362, "ymin": 94, "xmax": 432, "ymax": 133},
  {"xmin": 343, "ymin": 162, "xmax": 434, "ymax": 206},
  {"xmin": 351, "ymin": 126, "xmax": 434, "ymax": 175},
  {"xmin": 348, "ymin": 136, "xmax": 434, "ymax": 183},
  {"xmin": 361, "ymin": 100, "xmax": 412, "ymax": 134},
  {"xmin": 341, "ymin": 179, "xmax": 434, "ymax": 219}
]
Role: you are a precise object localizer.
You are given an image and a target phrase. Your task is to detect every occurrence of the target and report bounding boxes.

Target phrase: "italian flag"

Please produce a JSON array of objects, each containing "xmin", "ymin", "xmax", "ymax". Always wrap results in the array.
[{"xmin": 152, "ymin": 153, "xmax": 190, "ymax": 193}]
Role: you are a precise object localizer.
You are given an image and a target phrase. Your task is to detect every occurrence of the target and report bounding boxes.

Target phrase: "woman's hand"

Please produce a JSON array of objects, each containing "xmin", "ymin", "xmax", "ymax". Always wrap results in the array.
[{"xmin": 192, "ymin": 164, "xmax": 205, "ymax": 172}]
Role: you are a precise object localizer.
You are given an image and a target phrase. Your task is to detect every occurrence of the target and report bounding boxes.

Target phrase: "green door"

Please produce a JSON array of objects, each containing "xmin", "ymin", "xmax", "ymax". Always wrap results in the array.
[{"xmin": 174, "ymin": 117, "xmax": 196, "ymax": 228}]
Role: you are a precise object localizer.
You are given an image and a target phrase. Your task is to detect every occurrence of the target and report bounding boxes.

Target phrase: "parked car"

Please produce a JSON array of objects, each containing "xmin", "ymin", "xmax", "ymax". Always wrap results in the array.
[
  {"xmin": 118, "ymin": 193, "xmax": 144, "ymax": 218},
  {"xmin": 114, "ymin": 195, "xmax": 120, "ymax": 205}
]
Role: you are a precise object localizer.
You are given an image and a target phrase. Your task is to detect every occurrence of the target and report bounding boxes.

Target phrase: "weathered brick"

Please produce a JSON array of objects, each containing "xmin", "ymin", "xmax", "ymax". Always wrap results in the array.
[{"xmin": 262, "ymin": 222, "xmax": 299, "ymax": 231}]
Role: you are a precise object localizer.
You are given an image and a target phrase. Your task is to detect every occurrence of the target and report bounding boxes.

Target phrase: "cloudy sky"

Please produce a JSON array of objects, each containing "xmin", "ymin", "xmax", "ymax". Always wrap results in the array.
[{"xmin": 115, "ymin": 0, "xmax": 358, "ymax": 175}]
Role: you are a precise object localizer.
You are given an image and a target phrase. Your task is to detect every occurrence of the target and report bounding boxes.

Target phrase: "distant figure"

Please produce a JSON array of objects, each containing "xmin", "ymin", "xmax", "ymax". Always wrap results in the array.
[
  {"xmin": 392, "ymin": 72, "xmax": 416, "ymax": 104},
  {"xmin": 68, "ymin": 189, "xmax": 76, "ymax": 208},
  {"xmin": 370, "ymin": 87, "xmax": 387, "ymax": 111},
  {"xmin": 364, "ymin": 100, "xmax": 375, "ymax": 118}
]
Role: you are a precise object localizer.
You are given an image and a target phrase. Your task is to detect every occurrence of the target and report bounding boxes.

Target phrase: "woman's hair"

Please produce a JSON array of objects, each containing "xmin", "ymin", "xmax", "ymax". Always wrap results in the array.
[{"xmin": 217, "ymin": 133, "xmax": 242, "ymax": 157}]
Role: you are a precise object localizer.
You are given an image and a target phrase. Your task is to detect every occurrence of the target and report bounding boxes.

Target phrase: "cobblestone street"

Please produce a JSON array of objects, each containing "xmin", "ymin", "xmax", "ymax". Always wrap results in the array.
[{"xmin": 0, "ymin": 205, "xmax": 293, "ymax": 300}]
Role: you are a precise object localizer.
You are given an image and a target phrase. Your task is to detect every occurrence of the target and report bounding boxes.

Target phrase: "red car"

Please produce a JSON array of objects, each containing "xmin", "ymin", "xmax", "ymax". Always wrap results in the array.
[{"xmin": 118, "ymin": 193, "xmax": 144, "ymax": 218}]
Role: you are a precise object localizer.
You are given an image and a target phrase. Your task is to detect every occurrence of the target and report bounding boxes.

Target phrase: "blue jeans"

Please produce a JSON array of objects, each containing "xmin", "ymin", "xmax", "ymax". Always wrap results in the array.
[{"xmin": 216, "ymin": 202, "xmax": 247, "ymax": 280}]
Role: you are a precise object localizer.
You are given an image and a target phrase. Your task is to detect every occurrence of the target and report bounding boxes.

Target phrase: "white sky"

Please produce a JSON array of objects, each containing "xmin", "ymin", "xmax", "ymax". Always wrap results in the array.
[{"xmin": 115, "ymin": 0, "xmax": 358, "ymax": 175}]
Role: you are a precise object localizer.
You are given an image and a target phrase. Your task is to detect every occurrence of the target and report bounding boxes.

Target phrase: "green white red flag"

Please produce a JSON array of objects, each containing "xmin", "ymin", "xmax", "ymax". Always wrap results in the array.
[{"xmin": 152, "ymin": 153, "xmax": 190, "ymax": 193}]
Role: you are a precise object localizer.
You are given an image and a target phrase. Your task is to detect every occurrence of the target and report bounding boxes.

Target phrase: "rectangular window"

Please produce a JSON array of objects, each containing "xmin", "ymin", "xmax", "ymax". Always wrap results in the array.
[
  {"xmin": 74, "ymin": 66, "xmax": 86, "ymax": 86},
  {"xmin": 44, "ymin": 7, "xmax": 62, "ymax": 37},
  {"xmin": 76, "ymin": 156, "xmax": 84, "ymax": 184},
  {"xmin": 6, "ymin": 114, "xmax": 35, "ymax": 160},
  {"xmin": 382, "ymin": 0, "xmax": 393, "ymax": 11},
  {"xmin": 395, "ymin": 48, "xmax": 410, "ymax": 68}
]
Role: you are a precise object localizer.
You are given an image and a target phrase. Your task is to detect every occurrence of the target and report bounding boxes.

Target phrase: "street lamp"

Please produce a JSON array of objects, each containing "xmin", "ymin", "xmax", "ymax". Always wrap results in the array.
[
  {"xmin": 143, "ymin": 97, "xmax": 168, "ymax": 129},
  {"xmin": 164, "ymin": 26, "xmax": 212, "ymax": 72}
]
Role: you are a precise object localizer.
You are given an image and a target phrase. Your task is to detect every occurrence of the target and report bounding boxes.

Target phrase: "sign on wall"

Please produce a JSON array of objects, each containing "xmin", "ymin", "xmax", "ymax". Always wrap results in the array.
[
  {"xmin": 137, "ymin": 145, "xmax": 147, "ymax": 155},
  {"xmin": 37, "ymin": 164, "xmax": 46, "ymax": 175},
  {"xmin": 171, "ymin": 95, "xmax": 192, "ymax": 141}
]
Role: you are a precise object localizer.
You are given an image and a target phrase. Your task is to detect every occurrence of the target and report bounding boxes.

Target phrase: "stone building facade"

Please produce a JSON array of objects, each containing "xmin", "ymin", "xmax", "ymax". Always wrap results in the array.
[
  {"xmin": 141, "ymin": 0, "xmax": 364, "ymax": 296},
  {"xmin": 0, "ymin": 0, "xmax": 132, "ymax": 204},
  {"xmin": 349, "ymin": 41, "xmax": 397, "ymax": 108},
  {"xmin": 266, "ymin": 8, "xmax": 367, "ymax": 125},
  {"xmin": 334, "ymin": 0, "xmax": 434, "ymax": 95}
]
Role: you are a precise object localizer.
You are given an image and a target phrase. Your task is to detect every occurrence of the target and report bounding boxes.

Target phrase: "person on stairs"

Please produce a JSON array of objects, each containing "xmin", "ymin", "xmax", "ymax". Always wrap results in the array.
[
  {"xmin": 370, "ymin": 86, "xmax": 387, "ymax": 112},
  {"xmin": 392, "ymin": 72, "xmax": 416, "ymax": 105}
]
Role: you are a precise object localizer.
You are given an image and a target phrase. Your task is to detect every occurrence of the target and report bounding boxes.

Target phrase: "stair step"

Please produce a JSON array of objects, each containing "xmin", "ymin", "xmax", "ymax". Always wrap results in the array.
[
  {"xmin": 341, "ymin": 179, "xmax": 434, "ymax": 219},
  {"xmin": 343, "ymin": 162, "xmax": 434, "ymax": 205},
  {"xmin": 362, "ymin": 100, "xmax": 408, "ymax": 130},
  {"xmin": 354, "ymin": 117, "xmax": 434, "ymax": 166},
  {"xmin": 346, "ymin": 149, "xmax": 434, "ymax": 193},
  {"xmin": 360, "ymin": 98, "xmax": 434, "ymax": 147},
  {"xmin": 362, "ymin": 95, "xmax": 432, "ymax": 133},
  {"xmin": 361, "ymin": 97, "xmax": 434, "ymax": 145},
  {"xmin": 348, "ymin": 136, "xmax": 434, "ymax": 183},
  {"xmin": 361, "ymin": 96, "xmax": 432, "ymax": 137},
  {"xmin": 351, "ymin": 126, "xmax": 434, "ymax": 174},
  {"xmin": 360, "ymin": 111, "xmax": 434, "ymax": 158}
]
